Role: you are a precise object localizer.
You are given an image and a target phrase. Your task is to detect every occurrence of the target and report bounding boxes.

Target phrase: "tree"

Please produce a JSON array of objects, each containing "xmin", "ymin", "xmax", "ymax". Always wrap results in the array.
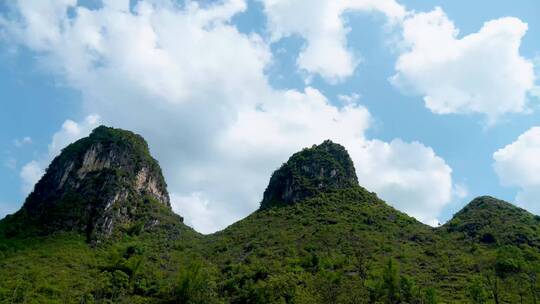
[
  {"xmin": 525, "ymin": 263, "xmax": 540, "ymax": 304},
  {"xmin": 399, "ymin": 275, "xmax": 415, "ymax": 303},
  {"xmin": 468, "ymin": 276, "xmax": 488, "ymax": 304},
  {"xmin": 381, "ymin": 259, "xmax": 400, "ymax": 303},
  {"xmin": 484, "ymin": 271, "xmax": 500, "ymax": 304},
  {"xmin": 424, "ymin": 288, "xmax": 437, "ymax": 304},
  {"xmin": 495, "ymin": 246, "xmax": 523, "ymax": 279},
  {"xmin": 174, "ymin": 260, "xmax": 218, "ymax": 304}
]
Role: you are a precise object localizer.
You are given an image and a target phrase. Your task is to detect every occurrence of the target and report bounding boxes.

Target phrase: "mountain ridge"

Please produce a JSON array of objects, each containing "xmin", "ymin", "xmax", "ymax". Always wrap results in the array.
[
  {"xmin": 1, "ymin": 126, "xmax": 539, "ymax": 303},
  {"xmin": 1, "ymin": 128, "xmax": 533, "ymax": 234}
]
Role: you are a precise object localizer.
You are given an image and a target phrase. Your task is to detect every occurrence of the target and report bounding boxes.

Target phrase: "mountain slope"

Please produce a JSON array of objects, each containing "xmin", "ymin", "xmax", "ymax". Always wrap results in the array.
[
  {"xmin": 0, "ymin": 126, "xmax": 185, "ymax": 242},
  {"xmin": 204, "ymin": 188, "xmax": 444, "ymax": 303},
  {"xmin": 444, "ymin": 196, "xmax": 540, "ymax": 247},
  {"xmin": 200, "ymin": 141, "xmax": 540, "ymax": 303},
  {"xmin": 0, "ymin": 126, "xmax": 201, "ymax": 303},
  {"xmin": 202, "ymin": 141, "xmax": 449, "ymax": 302},
  {"xmin": 1, "ymin": 132, "xmax": 540, "ymax": 303}
]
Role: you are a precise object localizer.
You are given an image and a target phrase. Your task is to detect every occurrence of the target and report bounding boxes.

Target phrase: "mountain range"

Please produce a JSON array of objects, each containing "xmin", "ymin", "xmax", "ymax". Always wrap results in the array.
[{"xmin": 1, "ymin": 126, "xmax": 539, "ymax": 303}]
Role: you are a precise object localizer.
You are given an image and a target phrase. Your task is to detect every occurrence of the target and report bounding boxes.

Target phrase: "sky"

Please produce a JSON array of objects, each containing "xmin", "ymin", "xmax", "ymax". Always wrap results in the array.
[{"xmin": 0, "ymin": 0, "xmax": 539, "ymax": 234}]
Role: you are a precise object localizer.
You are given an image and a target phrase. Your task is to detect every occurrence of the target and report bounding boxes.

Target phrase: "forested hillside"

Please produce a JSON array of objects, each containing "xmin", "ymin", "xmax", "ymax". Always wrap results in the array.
[{"xmin": 1, "ymin": 127, "xmax": 539, "ymax": 303}]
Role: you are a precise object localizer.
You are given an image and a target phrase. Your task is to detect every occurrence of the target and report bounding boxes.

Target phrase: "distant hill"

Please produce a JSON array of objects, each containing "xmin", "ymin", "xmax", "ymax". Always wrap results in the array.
[
  {"xmin": 444, "ymin": 196, "xmax": 540, "ymax": 247},
  {"xmin": 1, "ymin": 127, "xmax": 539, "ymax": 303}
]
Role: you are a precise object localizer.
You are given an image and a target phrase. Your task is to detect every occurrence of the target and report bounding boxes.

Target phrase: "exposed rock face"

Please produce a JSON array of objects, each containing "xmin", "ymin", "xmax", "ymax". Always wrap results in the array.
[
  {"xmin": 260, "ymin": 140, "xmax": 359, "ymax": 209},
  {"xmin": 12, "ymin": 126, "xmax": 179, "ymax": 241}
]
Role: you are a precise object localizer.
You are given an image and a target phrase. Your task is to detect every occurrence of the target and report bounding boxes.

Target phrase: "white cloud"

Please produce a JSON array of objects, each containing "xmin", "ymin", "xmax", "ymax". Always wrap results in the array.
[
  {"xmin": 337, "ymin": 92, "xmax": 361, "ymax": 104},
  {"xmin": 48, "ymin": 115, "xmax": 101, "ymax": 157},
  {"xmin": 260, "ymin": 0, "xmax": 405, "ymax": 82},
  {"xmin": 4, "ymin": 0, "xmax": 456, "ymax": 233},
  {"xmin": 494, "ymin": 127, "xmax": 540, "ymax": 187},
  {"xmin": 453, "ymin": 183, "xmax": 469, "ymax": 199},
  {"xmin": 4, "ymin": 0, "xmax": 77, "ymax": 50},
  {"xmin": 392, "ymin": 7, "xmax": 536, "ymax": 122},
  {"xmin": 493, "ymin": 127, "xmax": 540, "ymax": 214},
  {"xmin": 18, "ymin": 115, "xmax": 100, "ymax": 195},
  {"xmin": 171, "ymin": 192, "xmax": 237, "ymax": 234},
  {"xmin": 351, "ymin": 139, "xmax": 454, "ymax": 224},
  {"xmin": 20, "ymin": 161, "xmax": 43, "ymax": 194},
  {"xmin": 14, "ymin": 136, "xmax": 32, "ymax": 147}
]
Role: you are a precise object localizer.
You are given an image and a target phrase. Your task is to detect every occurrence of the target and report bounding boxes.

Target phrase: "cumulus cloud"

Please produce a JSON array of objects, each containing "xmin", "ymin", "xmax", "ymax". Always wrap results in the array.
[
  {"xmin": 18, "ymin": 115, "xmax": 100, "ymax": 195},
  {"xmin": 352, "ymin": 139, "xmax": 453, "ymax": 224},
  {"xmin": 493, "ymin": 127, "xmax": 540, "ymax": 214},
  {"xmin": 392, "ymin": 7, "xmax": 536, "ymax": 122},
  {"xmin": 48, "ymin": 115, "xmax": 101, "ymax": 158},
  {"xmin": 260, "ymin": 0, "xmax": 405, "ymax": 82},
  {"xmin": 19, "ymin": 161, "xmax": 44, "ymax": 194},
  {"xmin": 171, "ymin": 192, "xmax": 236, "ymax": 234},
  {"xmin": 4, "ymin": 0, "xmax": 456, "ymax": 232}
]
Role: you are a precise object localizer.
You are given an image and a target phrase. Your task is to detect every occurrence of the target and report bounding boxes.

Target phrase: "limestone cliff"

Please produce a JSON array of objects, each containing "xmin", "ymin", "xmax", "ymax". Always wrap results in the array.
[
  {"xmin": 5, "ymin": 126, "xmax": 182, "ymax": 241},
  {"xmin": 260, "ymin": 140, "xmax": 359, "ymax": 209}
]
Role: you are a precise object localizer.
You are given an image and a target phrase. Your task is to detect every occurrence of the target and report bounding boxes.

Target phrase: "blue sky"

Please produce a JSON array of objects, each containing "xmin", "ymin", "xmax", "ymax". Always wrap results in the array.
[{"xmin": 0, "ymin": 0, "xmax": 539, "ymax": 233}]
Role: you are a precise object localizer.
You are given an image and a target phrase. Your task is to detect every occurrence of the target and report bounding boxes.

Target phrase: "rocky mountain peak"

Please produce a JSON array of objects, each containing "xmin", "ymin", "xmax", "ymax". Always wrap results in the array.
[
  {"xmin": 8, "ymin": 126, "xmax": 179, "ymax": 241},
  {"xmin": 260, "ymin": 140, "xmax": 358, "ymax": 209}
]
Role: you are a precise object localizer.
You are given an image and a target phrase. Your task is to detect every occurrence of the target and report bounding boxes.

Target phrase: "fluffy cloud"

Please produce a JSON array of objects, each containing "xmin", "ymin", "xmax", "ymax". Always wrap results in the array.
[
  {"xmin": 493, "ymin": 127, "xmax": 540, "ymax": 214},
  {"xmin": 392, "ymin": 7, "xmax": 535, "ymax": 122},
  {"xmin": 19, "ymin": 161, "xmax": 43, "ymax": 194},
  {"xmin": 18, "ymin": 115, "xmax": 100, "ymax": 195},
  {"xmin": 352, "ymin": 139, "xmax": 454, "ymax": 224},
  {"xmin": 260, "ymin": 0, "xmax": 405, "ymax": 82},
  {"xmin": 4, "ymin": 0, "xmax": 456, "ymax": 233},
  {"xmin": 171, "ymin": 192, "xmax": 237, "ymax": 235},
  {"xmin": 48, "ymin": 115, "xmax": 101, "ymax": 157}
]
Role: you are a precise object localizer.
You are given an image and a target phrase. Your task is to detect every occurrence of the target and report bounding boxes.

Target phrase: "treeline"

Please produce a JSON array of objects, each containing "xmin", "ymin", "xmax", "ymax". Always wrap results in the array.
[
  {"xmin": 468, "ymin": 245, "xmax": 540, "ymax": 304},
  {"xmin": 3, "ymin": 235, "xmax": 540, "ymax": 303},
  {"xmin": 158, "ymin": 256, "xmax": 439, "ymax": 304},
  {"xmin": 167, "ymin": 247, "xmax": 540, "ymax": 304}
]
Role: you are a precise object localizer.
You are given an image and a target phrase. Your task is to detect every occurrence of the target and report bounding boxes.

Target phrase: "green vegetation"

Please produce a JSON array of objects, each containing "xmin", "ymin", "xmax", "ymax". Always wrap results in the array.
[
  {"xmin": 56, "ymin": 125, "xmax": 163, "ymax": 181},
  {"xmin": 199, "ymin": 189, "xmax": 540, "ymax": 303},
  {"xmin": 0, "ymin": 229, "xmax": 202, "ymax": 303},
  {"xmin": 1, "ymin": 132, "xmax": 540, "ymax": 303},
  {"xmin": 444, "ymin": 196, "xmax": 540, "ymax": 247},
  {"xmin": 0, "ymin": 125, "xmax": 173, "ymax": 242},
  {"xmin": 2, "ymin": 188, "xmax": 539, "ymax": 303},
  {"xmin": 261, "ymin": 140, "xmax": 358, "ymax": 209}
]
